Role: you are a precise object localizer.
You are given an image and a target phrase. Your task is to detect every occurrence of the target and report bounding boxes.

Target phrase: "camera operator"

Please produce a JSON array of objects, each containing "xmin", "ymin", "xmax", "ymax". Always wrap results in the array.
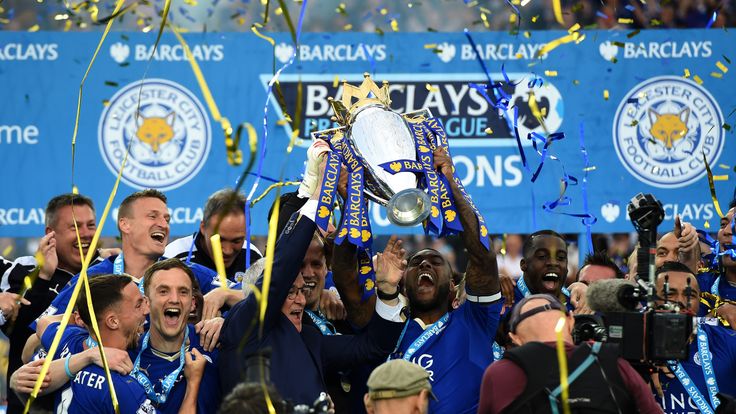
[
  {"xmin": 478, "ymin": 294, "xmax": 661, "ymax": 414},
  {"xmin": 651, "ymin": 261, "xmax": 736, "ymax": 414}
]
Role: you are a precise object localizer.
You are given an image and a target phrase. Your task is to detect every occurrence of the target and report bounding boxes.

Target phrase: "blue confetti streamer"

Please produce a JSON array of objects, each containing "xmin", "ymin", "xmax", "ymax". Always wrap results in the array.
[{"xmin": 706, "ymin": 11, "xmax": 717, "ymax": 29}]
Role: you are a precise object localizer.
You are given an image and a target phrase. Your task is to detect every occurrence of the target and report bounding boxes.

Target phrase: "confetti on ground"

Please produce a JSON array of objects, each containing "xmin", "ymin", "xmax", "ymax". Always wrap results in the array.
[
  {"xmin": 603, "ymin": 89, "xmax": 609, "ymax": 100},
  {"xmin": 544, "ymin": 70, "xmax": 558, "ymax": 77},
  {"xmin": 717, "ymin": 61, "xmax": 728, "ymax": 73}
]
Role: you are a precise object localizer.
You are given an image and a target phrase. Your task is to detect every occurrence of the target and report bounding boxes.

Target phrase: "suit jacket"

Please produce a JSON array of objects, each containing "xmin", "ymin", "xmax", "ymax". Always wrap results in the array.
[{"xmin": 219, "ymin": 212, "xmax": 404, "ymax": 405}]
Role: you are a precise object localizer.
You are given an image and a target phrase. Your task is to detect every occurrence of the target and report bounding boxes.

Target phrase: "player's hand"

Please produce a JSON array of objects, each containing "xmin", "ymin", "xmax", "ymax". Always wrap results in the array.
[
  {"xmin": 37, "ymin": 232, "xmax": 58, "ymax": 281},
  {"xmin": 499, "ymin": 275, "xmax": 516, "ymax": 308},
  {"xmin": 375, "ymin": 236, "xmax": 406, "ymax": 289},
  {"xmin": 202, "ymin": 288, "xmax": 230, "ymax": 321},
  {"xmin": 432, "ymin": 147, "xmax": 454, "ymax": 179},
  {"xmin": 568, "ymin": 282, "xmax": 592, "ymax": 315},
  {"xmin": 195, "ymin": 317, "xmax": 224, "ymax": 352},
  {"xmin": 319, "ymin": 290, "xmax": 346, "ymax": 321},
  {"xmin": 715, "ymin": 303, "xmax": 736, "ymax": 329},
  {"xmin": 10, "ymin": 359, "xmax": 50, "ymax": 394},
  {"xmin": 0, "ymin": 292, "xmax": 30, "ymax": 322},
  {"xmin": 184, "ymin": 348, "xmax": 207, "ymax": 384},
  {"xmin": 88, "ymin": 347, "xmax": 133, "ymax": 375}
]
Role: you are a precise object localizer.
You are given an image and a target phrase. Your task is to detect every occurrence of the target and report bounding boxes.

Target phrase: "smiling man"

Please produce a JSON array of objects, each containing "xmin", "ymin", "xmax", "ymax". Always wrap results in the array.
[
  {"xmin": 1, "ymin": 193, "xmax": 97, "ymax": 414},
  {"xmin": 512, "ymin": 230, "xmax": 571, "ymax": 306},
  {"xmin": 134, "ymin": 258, "xmax": 221, "ymax": 414},
  {"xmin": 32, "ymin": 190, "xmax": 237, "ymax": 349}
]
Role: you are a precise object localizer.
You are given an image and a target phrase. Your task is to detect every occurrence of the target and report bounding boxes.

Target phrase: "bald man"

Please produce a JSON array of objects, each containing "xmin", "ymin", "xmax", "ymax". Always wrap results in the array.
[{"xmin": 478, "ymin": 294, "xmax": 661, "ymax": 414}]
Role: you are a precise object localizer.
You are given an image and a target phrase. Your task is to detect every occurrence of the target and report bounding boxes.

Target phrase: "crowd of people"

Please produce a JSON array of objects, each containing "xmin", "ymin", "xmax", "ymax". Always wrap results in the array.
[{"xmin": 0, "ymin": 141, "xmax": 733, "ymax": 414}]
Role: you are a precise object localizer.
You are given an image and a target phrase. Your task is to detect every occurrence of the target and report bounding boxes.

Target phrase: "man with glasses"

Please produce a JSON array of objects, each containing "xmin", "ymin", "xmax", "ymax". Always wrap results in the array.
[
  {"xmin": 478, "ymin": 294, "xmax": 660, "ymax": 414},
  {"xmin": 219, "ymin": 160, "xmax": 405, "ymax": 406}
]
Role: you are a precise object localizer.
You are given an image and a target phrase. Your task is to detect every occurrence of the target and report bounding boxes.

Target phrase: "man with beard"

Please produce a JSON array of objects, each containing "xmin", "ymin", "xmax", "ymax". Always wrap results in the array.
[
  {"xmin": 380, "ymin": 148, "xmax": 502, "ymax": 414},
  {"xmin": 19, "ymin": 275, "xmax": 205, "ymax": 414},
  {"xmin": 165, "ymin": 189, "xmax": 262, "ymax": 284},
  {"xmin": 1, "ymin": 193, "xmax": 97, "ymax": 414},
  {"xmin": 32, "ymin": 189, "xmax": 236, "ymax": 351},
  {"xmin": 650, "ymin": 261, "xmax": 736, "ymax": 414}
]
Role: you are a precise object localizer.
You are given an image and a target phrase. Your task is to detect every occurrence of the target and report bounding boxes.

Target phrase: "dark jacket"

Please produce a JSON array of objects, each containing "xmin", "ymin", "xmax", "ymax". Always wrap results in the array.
[{"xmin": 218, "ymin": 212, "xmax": 403, "ymax": 405}]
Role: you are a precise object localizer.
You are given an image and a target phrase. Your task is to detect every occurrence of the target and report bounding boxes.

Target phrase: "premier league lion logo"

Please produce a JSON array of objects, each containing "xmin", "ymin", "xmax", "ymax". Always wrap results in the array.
[
  {"xmin": 99, "ymin": 79, "xmax": 211, "ymax": 191},
  {"xmin": 613, "ymin": 76, "xmax": 725, "ymax": 188}
]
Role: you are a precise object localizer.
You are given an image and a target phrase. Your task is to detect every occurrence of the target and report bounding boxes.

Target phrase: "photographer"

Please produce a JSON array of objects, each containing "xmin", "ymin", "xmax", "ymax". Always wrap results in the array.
[
  {"xmin": 478, "ymin": 294, "xmax": 661, "ymax": 414},
  {"xmin": 651, "ymin": 261, "xmax": 736, "ymax": 414}
]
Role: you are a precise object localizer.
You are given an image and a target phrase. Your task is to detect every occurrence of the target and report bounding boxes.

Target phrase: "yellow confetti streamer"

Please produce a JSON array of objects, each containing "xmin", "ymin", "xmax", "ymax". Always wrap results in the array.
[
  {"xmin": 716, "ymin": 61, "xmax": 728, "ymax": 73},
  {"xmin": 704, "ymin": 152, "xmax": 726, "ymax": 218},
  {"xmin": 2, "ymin": 245, "xmax": 12, "ymax": 257},
  {"xmin": 390, "ymin": 19, "xmax": 399, "ymax": 31},
  {"xmin": 544, "ymin": 70, "xmax": 558, "ymax": 77},
  {"xmin": 424, "ymin": 43, "xmax": 438, "ymax": 49},
  {"xmin": 555, "ymin": 316, "xmax": 572, "ymax": 414},
  {"xmin": 719, "ymin": 164, "xmax": 730, "ymax": 170},
  {"xmin": 343, "ymin": 23, "xmax": 352, "ymax": 30},
  {"xmin": 484, "ymin": 127, "xmax": 493, "ymax": 134},
  {"xmin": 705, "ymin": 221, "xmax": 711, "ymax": 229},
  {"xmin": 694, "ymin": 75, "xmax": 704, "ymax": 85},
  {"xmin": 567, "ymin": 23, "xmax": 580, "ymax": 33},
  {"xmin": 28, "ymin": 24, "xmax": 40, "ymax": 32},
  {"xmin": 537, "ymin": 32, "xmax": 582, "ymax": 57},
  {"xmin": 551, "ymin": 0, "xmax": 564, "ymax": 26},
  {"xmin": 684, "ymin": 69, "xmax": 691, "ymax": 78},
  {"xmin": 711, "ymin": 72, "xmax": 723, "ymax": 79},
  {"xmin": 251, "ymin": 23, "xmax": 276, "ymax": 46},
  {"xmin": 426, "ymin": 83, "xmax": 438, "ymax": 92},
  {"xmin": 481, "ymin": 13, "xmax": 489, "ymax": 28},
  {"xmin": 531, "ymin": 15, "xmax": 539, "ymax": 23},
  {"xmin": 333, "ymin": 76, "xmax": 340, "ymax": 88},
  {"xmin": 618, "ymin": 18, "xmax": 634, "ymax": 24},
  {"xmin": 209, "ymin": 235, "xmax": 230, "ymax": 289},
  {"xmin": 714, "ymin": 175, "xmax": 729, "ymax": 181},
  {"xmin": 524, "ymin": 31, "xmax": 531, "ymax": 38},
  {"xmin": 250, "ymin": 181, "xmax": 301, "ymax": 207},
  {"xmin": 603, "ymin": 89, "xmax": 610, "ymax": 100},
  {"xmin": 583, "ymin": 166, "xmax": 597, "ymax": 172}
]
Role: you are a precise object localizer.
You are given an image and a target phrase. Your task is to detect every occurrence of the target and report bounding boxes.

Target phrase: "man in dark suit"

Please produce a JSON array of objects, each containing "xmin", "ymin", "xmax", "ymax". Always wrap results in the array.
[{"xmin": 218, "ymin": 164, "xmax": 405, "ymax": 405}]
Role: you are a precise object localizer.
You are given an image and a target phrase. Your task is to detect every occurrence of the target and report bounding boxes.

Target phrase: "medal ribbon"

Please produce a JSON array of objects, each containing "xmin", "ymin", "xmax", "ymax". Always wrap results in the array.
[
  {"xmin": 401, "ymin": 313, "xmax": 449, "ymax": 363},
  {"xmin": 666, "ymin": 325, "xmax": 719, "ymax": 414},
  {"xmin": 131, "ymin": 326, "xmax": 189, "ymax": 405},
  {"xmin": 305, "ymin": 310, "xmax": 336, "ymax": 335},
  {"xmin": 409, "ymin": 122, "xmax": 442, "ymax": 235}
]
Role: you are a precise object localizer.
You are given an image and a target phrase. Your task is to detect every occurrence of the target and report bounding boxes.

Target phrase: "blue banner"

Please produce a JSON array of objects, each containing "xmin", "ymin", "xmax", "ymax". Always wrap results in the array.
[{"xmin": 0, "ymin": 29, "xmax": 733, "ymax": 237}]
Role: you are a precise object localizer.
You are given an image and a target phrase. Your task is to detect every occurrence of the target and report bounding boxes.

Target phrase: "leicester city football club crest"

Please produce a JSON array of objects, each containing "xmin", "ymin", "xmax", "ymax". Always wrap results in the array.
[
  {"xmin": 98, "ymin": 78, "xmax": 212, "ymax": 191},
  {"xmin": 613, "ymin": 76, "xmax": 725, "ymax": 189}
]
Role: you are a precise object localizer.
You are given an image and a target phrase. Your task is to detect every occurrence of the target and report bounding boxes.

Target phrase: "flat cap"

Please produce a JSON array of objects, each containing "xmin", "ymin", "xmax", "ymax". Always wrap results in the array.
[{"xmin": 367, "ymin": 360, "xmax": 437, "ymax": 401}]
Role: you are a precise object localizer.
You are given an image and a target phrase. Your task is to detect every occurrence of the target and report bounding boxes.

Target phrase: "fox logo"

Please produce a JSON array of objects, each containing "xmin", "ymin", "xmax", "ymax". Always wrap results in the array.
[
  {"xmin": 136, "ymin": 112, "xmax": 175, "ymax": 153},
  {"xmin": 648, "ymin": 107, "xmax": 689, "ymax": 149}
]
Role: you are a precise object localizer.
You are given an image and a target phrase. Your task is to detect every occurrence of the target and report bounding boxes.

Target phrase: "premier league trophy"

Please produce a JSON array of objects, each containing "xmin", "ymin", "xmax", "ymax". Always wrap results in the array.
[{"xmin": 310, "ymin": 74, "xmax": 490, "ymax": 298}]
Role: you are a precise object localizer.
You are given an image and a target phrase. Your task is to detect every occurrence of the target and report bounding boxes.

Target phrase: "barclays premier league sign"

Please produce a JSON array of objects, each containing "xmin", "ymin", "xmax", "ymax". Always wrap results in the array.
[{"xmin": 0, "ymin": 30, "xmax": 733, "ymax": 237}]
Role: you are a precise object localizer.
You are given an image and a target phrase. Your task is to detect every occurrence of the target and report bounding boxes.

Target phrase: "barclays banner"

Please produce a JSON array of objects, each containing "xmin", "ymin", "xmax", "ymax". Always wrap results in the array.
[{"xmin": 0, "ymin": 29, "xmax": 733, "ymax": 237}]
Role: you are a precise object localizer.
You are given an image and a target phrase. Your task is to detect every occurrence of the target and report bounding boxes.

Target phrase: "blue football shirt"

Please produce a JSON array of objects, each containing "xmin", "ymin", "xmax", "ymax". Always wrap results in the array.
[
  {"xmin": 655, "ymin": 323, "xmax": 736, "ymax": 414},
  {"xmin": 127, "ymin": 324, "xmax": 220, "ymax": 414},
  {"xmin": 393, "ymin": 299, "xmax": 503, "ymax": 414}
]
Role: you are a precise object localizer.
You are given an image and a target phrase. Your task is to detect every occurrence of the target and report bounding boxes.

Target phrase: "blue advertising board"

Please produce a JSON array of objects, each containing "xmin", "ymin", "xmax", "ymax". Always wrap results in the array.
[{"xmin": 0, "ymin": 29, "xmax": 733, "ymax": 237}]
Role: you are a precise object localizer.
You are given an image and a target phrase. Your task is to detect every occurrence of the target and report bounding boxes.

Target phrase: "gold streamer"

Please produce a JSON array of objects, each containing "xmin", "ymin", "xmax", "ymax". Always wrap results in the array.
[
  {"xmin": 170, "ymin": 26, "xmax": 241, "ymax": 166},
  {"xmin": 209, "ymin": 235, "xmax": 231, "ymax": 290},
  {"xmin": 537, "ymin": 31, "xmax": 582, "ymax": 58},
  {"xmin": 703, "ymin": 152, "xmax": 726, "ymax": 218},
  {"xmin": 555, "ymin": 316, "xmax": 571, "ymax": 414},
  {"xmin": 249, "ymin": 181, "xmax": 300, "ymax": 207},
  {"xmin": 551, "ymin": 0, "xmax": 564, "ymax": 26}
]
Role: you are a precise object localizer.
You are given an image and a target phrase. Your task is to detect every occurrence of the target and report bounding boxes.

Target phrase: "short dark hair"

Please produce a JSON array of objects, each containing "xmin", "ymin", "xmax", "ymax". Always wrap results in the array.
[
  {"xmin": 203, "ymin": 189, "xmax": 246, "ymax": 227},
  {"xmin": 656, "ymin": 261, "xmax": 696, "ymax": 278},
  {"xmin": 522, "ymin": 230, "xmax": 566, "ymax": 258},
  {"xmin": 45, "ymin": 193, "xmax": 95, "ymax": 227},
  {"xmin": 218, "ymin": 382, "xmax": 290, "ymax": 414},
  {"xmin": 76, "ymin": 275, "xmax": 132, "ymax": 327},
  {"xmin": 117, "ymin": 189, "xmax": 167, "ymax": 233},
  {"xmin": 579, "ymin": 252, "xmax": 624, "ymax": 280},
  {"xmin": 142, "ymin": 258, "xmax": 200, "ymax": 296}
]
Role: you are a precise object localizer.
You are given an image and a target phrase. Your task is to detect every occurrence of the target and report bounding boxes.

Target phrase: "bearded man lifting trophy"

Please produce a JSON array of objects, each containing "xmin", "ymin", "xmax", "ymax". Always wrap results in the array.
[{"xmin": 311, "ymin": 73, "xmax": 490, "ymax": 297}]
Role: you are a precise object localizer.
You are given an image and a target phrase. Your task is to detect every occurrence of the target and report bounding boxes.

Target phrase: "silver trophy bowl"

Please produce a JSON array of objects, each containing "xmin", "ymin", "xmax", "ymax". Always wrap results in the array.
[{"xmin": 347, "ymin": 104, "xmax": 431, "ymax": 226}]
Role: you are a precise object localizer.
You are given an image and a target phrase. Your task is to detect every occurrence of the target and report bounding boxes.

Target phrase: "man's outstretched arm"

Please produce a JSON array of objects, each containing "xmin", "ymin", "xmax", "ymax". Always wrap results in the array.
[{"xmin": 434, "ymin": 148, "xmax": 500, "ymax": 297}]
